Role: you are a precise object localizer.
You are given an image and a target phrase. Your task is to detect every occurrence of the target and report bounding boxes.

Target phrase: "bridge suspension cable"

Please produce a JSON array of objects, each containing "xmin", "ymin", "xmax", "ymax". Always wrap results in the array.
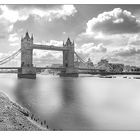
[
  {"xmin": 0, "ymin": 49, "xmax": 21, "ymax": 65},
  {"xmin": 74, "ymin": 51, "xmax": 95, "ymax": 70},
  {"xmin": 74, "ymin": 52, "xmax": 87, "ymax": 64}
]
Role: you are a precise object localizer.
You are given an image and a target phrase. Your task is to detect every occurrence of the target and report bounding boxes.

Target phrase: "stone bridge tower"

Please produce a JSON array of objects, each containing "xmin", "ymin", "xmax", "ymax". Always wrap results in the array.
[
  {"xmin": 21, "ymin": 32, "xmax": 33, "ymax": 67},
  {"xmin": 60, "ymin": 38, "xmax": 78, "ymax": 77},
  {"xmin": 18, "ymin": 32, "xmax": 36, "ymax": 78}
]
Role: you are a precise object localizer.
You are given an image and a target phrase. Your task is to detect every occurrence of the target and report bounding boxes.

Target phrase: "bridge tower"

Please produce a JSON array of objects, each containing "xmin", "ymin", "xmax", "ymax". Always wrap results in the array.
[
  {"xmin": 60, "ymin": 38, "xmax": 78, "ymax": 77},
  {"xmin": 18, "ymin": 32, "xmax": 36, "ymax": 78}
]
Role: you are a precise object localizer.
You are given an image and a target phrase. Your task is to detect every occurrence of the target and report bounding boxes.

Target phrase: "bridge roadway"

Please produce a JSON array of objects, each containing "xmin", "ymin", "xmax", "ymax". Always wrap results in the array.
[
  {"xmin": 0, "ymin": 67, "xmax": 97, "ymax": 70},
  {"xmin": 0, "ymin": 67, "xmax": 140, "ymax": 75},
  {"xmin": 0, "ymin": 67, "xmax": 64, "ymax": 70},
  {"xmin": 32, "ymin": 44, "xmax": 68, "ymax": 51}
]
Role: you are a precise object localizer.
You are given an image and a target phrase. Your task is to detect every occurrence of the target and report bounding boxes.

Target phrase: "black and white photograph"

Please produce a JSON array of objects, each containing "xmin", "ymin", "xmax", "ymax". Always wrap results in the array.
[{"xmin": 1, "ymin": 2, "xmax": 140, "ymax": 136}]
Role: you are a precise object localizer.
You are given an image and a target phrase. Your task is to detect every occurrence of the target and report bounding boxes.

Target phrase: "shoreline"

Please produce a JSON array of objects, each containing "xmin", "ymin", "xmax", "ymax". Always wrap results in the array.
[{"xmin": 0, "ymin": 91, "xmax": 49, "ymax": 131}]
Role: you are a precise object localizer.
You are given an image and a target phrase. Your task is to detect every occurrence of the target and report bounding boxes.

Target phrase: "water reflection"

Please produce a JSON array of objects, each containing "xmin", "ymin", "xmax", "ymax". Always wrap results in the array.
[
  {"xmin": 2, "ymin": 74, "xmax": 140, "ymax": 130},
  {"xmin": 14, "ymin": 79, "xmax": 38, "ymax": 112},
  {"xmin": 60, "ymin": 78, "xmax": 77, "ymax": 105},
  {"xmin": 55, "ymin": 78, "xmax": 93, "ymax": 130},
  {"xmin": 13, "ymin": 76, "xmax": 93, "ymax": 130}
]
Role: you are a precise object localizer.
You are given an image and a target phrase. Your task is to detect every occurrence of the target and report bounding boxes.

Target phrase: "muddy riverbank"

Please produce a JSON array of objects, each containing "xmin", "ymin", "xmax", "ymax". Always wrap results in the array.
[{"xmin": 0, "ymin": 92, "xmax": 49, "ymax": 131}]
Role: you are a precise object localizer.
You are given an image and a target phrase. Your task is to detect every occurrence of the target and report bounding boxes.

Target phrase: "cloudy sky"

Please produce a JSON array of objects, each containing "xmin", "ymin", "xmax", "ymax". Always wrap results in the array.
[{"xmin": 1, "ymin": 4, "xmax": 140, "ymax": 66}]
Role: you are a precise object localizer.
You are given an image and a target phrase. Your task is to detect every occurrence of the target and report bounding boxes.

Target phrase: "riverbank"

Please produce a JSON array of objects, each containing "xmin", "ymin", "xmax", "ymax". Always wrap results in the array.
[{"xmin": 0, "ymin": 91, "xmax": 49, "ymax": 131}]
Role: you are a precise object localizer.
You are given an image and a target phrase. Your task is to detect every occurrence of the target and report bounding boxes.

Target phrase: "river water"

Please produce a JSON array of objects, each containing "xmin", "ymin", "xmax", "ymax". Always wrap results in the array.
[{"xmin": 1, "ymin": 74, "xmax": 140, "ymax": 130}]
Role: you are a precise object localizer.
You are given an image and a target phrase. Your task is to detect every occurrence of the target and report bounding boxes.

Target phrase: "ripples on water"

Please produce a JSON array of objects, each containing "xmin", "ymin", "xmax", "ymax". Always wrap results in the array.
[{"xmin": 1, "ymin": 74, "xmax": 140, "ymax": 130}]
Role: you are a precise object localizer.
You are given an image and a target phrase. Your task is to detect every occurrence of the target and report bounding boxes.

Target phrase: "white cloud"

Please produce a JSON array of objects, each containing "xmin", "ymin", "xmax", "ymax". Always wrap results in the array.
[
  {"xmin": 0, "ymin": 5, "xmax": 19, "ymax": 23},
  {"xmin": 35, "ymin": 40, "xmax": 63, "ymax": 47},
  {"xmin": 77, "ymin": 42, "xmax": 107, "ymax": 54},
  {"xmin": 45, "ymin": 40, "xmax": 63, "ymax": 46},
  {"xmin": 127, "ymin": 34, "xmax": 140, "ymax": 46},
  {"xmin": 83, "ymin": 8, "xmax": 140, "ymax": 36},
  {"xmin": 78, "ymin": 15, "xmax": 140, "ymax": 53},
  {"xmin": 31, "ymin": 5, "xmax": 77, "ymax": 21},
  {"xmin": 9, "ymin": 42, "xmax": 19, "ymax": 47},
  {"xmin": 8, "ymin": 24, "xmax": 14, "ymax": 33},
  {"xmin": 8, "ymin": 33, "xmax": 20, "ymax": 48},
  {"xmin": 103, "ymin": 46, "xmax": 140, "ymax": 66},
  {"xmin": 0, "ymin": 5, "xmax": 77, "ymax": 24},
  {"xmin": 113, "ymin": 47, "xmax": 140, "ymax": 57},
  {"xmin": 8, "ymin": 33, "xmax": 19, "ymax": 42},
  {"xmin": 0, "ymin": 5, "xmax": 77, "ymax": 42},
  {"xmin": 75, "ymin": 42, "xmax": 107, "ymax": 63},
  {"xmin": 33, "ymin": 50, "xmax": 62, "ymax": 66}
]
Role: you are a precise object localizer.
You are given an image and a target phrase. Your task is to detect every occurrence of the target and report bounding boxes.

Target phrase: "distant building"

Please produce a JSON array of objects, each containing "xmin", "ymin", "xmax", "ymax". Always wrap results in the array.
[
  {"xmin": 86, "ymin": 58, "xmax": 94, "ymax": 67},
  {"xmin": 97, "ymin": 59, "xmax": 124, "ymax": 72},
  {"xmin": 109, "ymin": 63, "xmax": 124, "ymax": 73},
  {"xmin": 97, "ymin": 59, "xmax": 109, "ymax": 71},
  {"xmin": 47, "ymin": 64, "xmax": 63, "ymax": 74},
  {"xmin": 123, "ymin": 65, "xmax": 132, "ymax": 72},
  {"xmin": 123, "ymin": 65, "xmax": 140, "ymax": 72},
  {"xmin": 131, "ymin": 66, "xmax": 140, "ymax": 72},
  {"xmin": 40, "ymin": 64, "xmax": 63, "ymax": 74}
]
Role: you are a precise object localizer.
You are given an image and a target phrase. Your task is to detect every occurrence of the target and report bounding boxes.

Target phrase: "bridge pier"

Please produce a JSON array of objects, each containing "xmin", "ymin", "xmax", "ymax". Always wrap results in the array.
[
  {"xmin": 18, "ymin": 66, "xmax": 36, "ymax": 79},
  {"xmin": 59, "ymin": 67, "xmax": 79, "ymax": 77}
]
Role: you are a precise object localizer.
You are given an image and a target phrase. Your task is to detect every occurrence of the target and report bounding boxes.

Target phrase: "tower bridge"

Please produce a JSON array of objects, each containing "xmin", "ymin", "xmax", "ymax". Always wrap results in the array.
[
  {"xmin": 0, "ymin": 32, "xmax": 140, "ymax": 78},
  {"xmin": 18, "ymin": 32, "xmax": 78, "ymax": 78},
  {"xmin": 0, "ymin": 32, "xmax": 98, "ymax": 78}
]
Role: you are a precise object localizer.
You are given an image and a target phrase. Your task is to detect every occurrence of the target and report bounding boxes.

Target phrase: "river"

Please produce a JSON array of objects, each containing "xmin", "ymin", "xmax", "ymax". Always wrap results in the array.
[{"xmin": 0, "ymin": 74, "xmax": 140, "ymax": 130}]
